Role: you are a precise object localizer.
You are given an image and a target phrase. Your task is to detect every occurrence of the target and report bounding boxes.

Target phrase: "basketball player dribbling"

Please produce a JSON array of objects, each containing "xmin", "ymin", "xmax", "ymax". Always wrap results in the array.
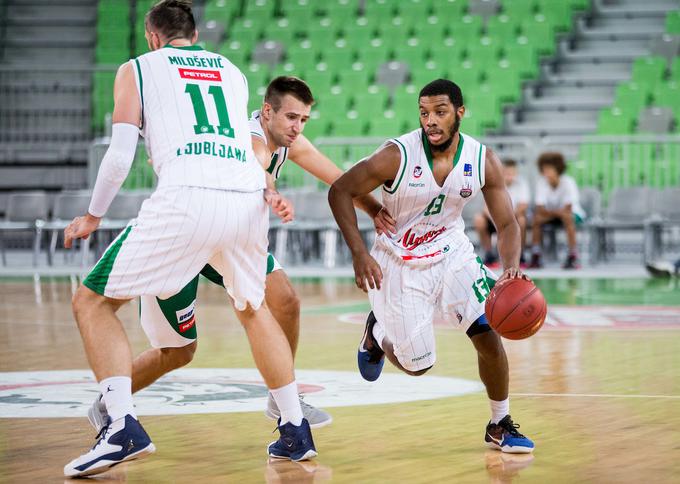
[
  {"xmin": 62, "ymin": 1, "xmax": 316, "ymax": 477},
  {"xmin": 328, "ymin": 79, "xmax": 535, "ymax": 454},
  {"xmin": 85, "ymin": 76, "xmax": 394, "ymax": 433}
]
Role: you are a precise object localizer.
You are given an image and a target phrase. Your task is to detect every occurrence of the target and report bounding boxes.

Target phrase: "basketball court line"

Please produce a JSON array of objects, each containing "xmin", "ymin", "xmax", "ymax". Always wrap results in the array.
[{"xmin": 512, "ymin": 392, "xmax": 680, "ymax": 400}]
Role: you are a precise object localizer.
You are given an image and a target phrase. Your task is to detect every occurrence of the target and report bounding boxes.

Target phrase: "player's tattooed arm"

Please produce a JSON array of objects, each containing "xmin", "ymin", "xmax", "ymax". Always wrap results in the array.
[
  {"xmin": 482, "ymin": 148, "xmax": 525, "ymax": 281},
  {"xmin": 289, "ymin": 135, "xmax": 396, "ymax": 234},
  {"xmin": 329, "ymin": 143, "xmax": 401, "ymax": 291}
]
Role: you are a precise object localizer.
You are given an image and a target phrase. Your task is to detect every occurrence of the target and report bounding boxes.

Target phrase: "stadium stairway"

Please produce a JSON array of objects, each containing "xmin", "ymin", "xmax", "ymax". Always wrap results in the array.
[
  {"xmin": 0, "ymin": 0, "xmax": 96, "ymax": 210},
  {"xmin": 503, "ymin": 0, "xmax": 678, "ymax": 137}
]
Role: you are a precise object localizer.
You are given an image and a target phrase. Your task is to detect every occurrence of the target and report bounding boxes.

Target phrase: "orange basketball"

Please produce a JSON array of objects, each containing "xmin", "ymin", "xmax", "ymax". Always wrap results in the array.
[{"xmin": 485, "ymin": 278, "xmax": 547, "ymax": 340}]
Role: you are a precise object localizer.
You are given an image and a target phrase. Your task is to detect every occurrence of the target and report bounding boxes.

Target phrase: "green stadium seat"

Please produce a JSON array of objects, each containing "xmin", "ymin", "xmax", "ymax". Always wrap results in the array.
[
  {"xmin": 305, "ymin": 70, "xmax": 336, "ymax": 95},
  {"xmin": 631, "ymin": 56, "xmax": 667, "ymax": 86},
  {"xmin": 337, "ymin": 68, "xmax": 372, "ymax": 89},
  {"xmin": 410, "ymin": 59, "xmax": 448, "ymax": 87},
  {"xmin": 394, "ymin": 37, "xmax": 428, "ymax": 65},
  {"xmin": 502, "ymin": 42, "xmax": 539, "ymax": 79},
  {"xmin": 280, "ymin": 4, "xmax": 318, "ymax": 25},
  {"xmin": 368, "ymin": 115, "xmax": 403, "ymax": 137},
  {"xmin": 501, "ymin": 0, "xmax": 536, "ymax": 18},
  {"xmin": 429, "ymin": 38, "xmax": 466, "ymax": 63},
  {"xmin": 244, "ymin": 0, "xmax": 276, "ymax": 20},
  {"xmin": 670, "ymin": 57, "xmax": 680, "ymax": 81},
  {"xmin": 229, "ymin": 19, "xmax": 263, "ymax": 46},
  {"xmin": 332, "ymin": 117, "xmax": 368, "ymax": 136},
  {"xmin": 262, "ymin": 18, "xmax": 297, "ymax": 45},
  {"xmin": 391, "ymin": 84, "xmax": 419, "ymax": 112},
  {"xmin": 322, "ymin": 48, "xmax": 356, "ymax": 73},
  {"xmin": 653, "ymin": 81, "xmax": 680, "ymax": 118},
  {"xmin": 536, "ymin": 0, "xmax": 574, "ymax": 32},
  {"xmin": 613, "ymin": 81, "xmax": 650, "ymax": 117},
  {"xmin": 666, "ymin": 10, "xmax": 680, "ymax": 34},
  {"xmin": 220, "ymin": 40, "xmax": 251, "ymax": 67},
  {"xmin": 204, "ymin": 0, "xmax": 240, "ymax": 26},
  {"xmin": 520, "ymin": 19, "xmax": 555, "ymax": 55},
  {"xmin": 412, "ymin": 18, "xmax": 447, "ymax": 44},
  {"xmin": 302, "ymin": 114, "xmax": 331, "ymax": 142},
  {"xmin": 322, "ymin": 3, "xmax": 357, "ymax": 25},
  {"xmin": 356, "ymin": 40, "xmax": 392, "ymax": 71},
  {"xmin": 352, "ymin": 86, "xmax": 390, "ymax": 118},
  {"xmin": 465, "ymin": 37, "xmax": 502, "ymax": 65},
  {"xmin": 431, "ymin": 0, "xmax": 469, "ymax": 20},
  {"xmin": 597, "ymin": 108, "xmax": 634, "ymax": 135},
  {"xmin": 486, "ymin": 15, "xmax": 521, "ymax": 41},
  {"xmin": 395, "ymin": 0, "xmax": 432, "ymax": 18},
  {"xmin": 364, "ymin": 0, "xmax": 398, "ymax": 19},
  {"xmin": 447, "ymin": 15, "xmax": 483, "ymax": 41},
  {"xmin": 377, "ymin": 23, "xmax": 412, "ymax": 45}
]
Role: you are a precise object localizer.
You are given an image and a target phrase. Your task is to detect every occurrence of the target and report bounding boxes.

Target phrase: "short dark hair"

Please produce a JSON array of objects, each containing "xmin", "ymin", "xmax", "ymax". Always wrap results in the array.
[
  {"xmin": 537, "ymin": 152, "xmax": 566, "ymax": 175},
  {"xmin": 419, "ymin": 79, "xmax": 464, "ymax": 108},
  {"xmin": 502, "ymin": 158, "xmax": 518, "ymax": 168},
  {"xmin": 146, "ymin": 0, "xmax": 196, "ymax": 41},
  {"xmin": 264, "ymin": 76, "xmax": 315, "ymax": 111}
]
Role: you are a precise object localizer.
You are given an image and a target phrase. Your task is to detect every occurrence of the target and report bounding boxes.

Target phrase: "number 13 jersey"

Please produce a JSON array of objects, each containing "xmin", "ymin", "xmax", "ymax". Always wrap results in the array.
[
  {"xmin": 375, "ymin": 128, "xmax": 486, "ymax": 265},
  {"xmin": 132, "ymin": 45, "xmax": 265, "ymax": 192}
]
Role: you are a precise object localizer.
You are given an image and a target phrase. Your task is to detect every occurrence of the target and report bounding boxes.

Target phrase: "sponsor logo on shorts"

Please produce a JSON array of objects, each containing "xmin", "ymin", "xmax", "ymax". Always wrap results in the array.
[
  {"xmin": 176, "ymin": 303, "xmax": 196, "ymax": 333},
  {"xmin": 178, "ymin": 68, "xmax": 222, "ymax": 81},
  {"xmin": 413, "ymin": 166, "xmax": 422, "ymax": 178},
  {"xmin": 411, "ymin": 352, "xmax": 432, "ymax": 362}
]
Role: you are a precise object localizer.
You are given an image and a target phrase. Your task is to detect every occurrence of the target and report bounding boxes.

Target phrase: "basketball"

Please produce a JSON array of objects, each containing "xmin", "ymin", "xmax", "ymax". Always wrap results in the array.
[{"xmin": 485, "ymin": 278, "xmax": 547, "ymax": 340}]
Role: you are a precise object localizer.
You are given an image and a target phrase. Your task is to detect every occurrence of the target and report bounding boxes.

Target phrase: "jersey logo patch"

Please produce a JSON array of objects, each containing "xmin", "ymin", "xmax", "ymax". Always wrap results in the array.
[
  {"xmin": 413, "ymin": 166, "xmax": 422, "ymax": 178},
  {"xmin": 463, "ymin": 163, "xmax": 472, "ymax": 177},
  {"xmin": 179, "ymin": 68, "xmax": 222, "ymax": 82},
  {"xmin": 460, "ymin": 183, "xmax": 472, "ymax": 198}
]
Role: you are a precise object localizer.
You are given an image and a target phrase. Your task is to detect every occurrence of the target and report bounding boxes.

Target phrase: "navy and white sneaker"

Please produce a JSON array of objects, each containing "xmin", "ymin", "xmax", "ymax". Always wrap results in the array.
[
  {"xmin": 64, "ymin": 414, "xmax": 156, "ymax": 478},
  {"xmin": 357, "ymin": 311, "xmax": 385, "ymax": 382},
  {"xmin": 268, "ymin": 418, "xmax": 317, "ymax": 462},
  {"xmin": 87, "ymin": 393, "xmax": 109, "ymax": 433},
  {"xmin": 485, "ymin": 415, "xmax": 535, "ymax": 454}
]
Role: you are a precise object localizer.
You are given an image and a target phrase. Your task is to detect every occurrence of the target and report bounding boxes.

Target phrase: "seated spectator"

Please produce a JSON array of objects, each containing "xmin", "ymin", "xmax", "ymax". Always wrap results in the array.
[
  {"xmin": 529, "ymin": 152, "xmax": 585, "ymax": 269},
  {"xmin": 474, "ymin": 158, "xmax": 529, "ymax": 267}
]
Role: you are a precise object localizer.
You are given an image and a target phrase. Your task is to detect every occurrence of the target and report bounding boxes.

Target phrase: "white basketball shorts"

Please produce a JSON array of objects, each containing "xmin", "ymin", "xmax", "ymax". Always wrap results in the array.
[
  {"xmin": 83, "ymin": 186, "xmax": 269, "ymax": 311},
  {"xmin": 368, "ymin": 246, "xmax": 496, "ymax": 371}
]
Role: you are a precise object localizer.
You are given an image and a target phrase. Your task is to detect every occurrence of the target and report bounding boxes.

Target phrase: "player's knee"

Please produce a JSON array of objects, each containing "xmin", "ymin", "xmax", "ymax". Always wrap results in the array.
[
  {"xmin": 277, "ymin": 289, "xmax": 300, "ymax": 319},
  {"xmin": 474, "ymin": 331, "xmax": 505, "ymax": 359},
  {"xmin": 72, "ymin": 285, "xmax": 103, "ymax": 321},
  {"xmin": 162, "ymin": 341, "xmax": 197, "ymax": 368}
]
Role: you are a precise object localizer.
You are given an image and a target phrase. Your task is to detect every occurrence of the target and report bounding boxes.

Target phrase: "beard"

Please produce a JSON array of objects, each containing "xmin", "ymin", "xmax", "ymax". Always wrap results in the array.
[{"xmin": 430, "ymin": 113, "xmax": 461, "ymax": 153}]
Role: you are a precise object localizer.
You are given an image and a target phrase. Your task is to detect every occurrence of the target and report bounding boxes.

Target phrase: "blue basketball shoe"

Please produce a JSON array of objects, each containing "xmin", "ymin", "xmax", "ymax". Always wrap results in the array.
[
  {"xmin": 357, "ymin": 311, "xmax": 385, "ymax": 382},
  {"xmin": 268, "ymin": 418, "xmax": 318, "ymax": 462},
  {"xmin": 64, "ymin": 414, "xmax": 156, "ymax": 477},
  {"xmin": 485, "ymin": 415, "xmax": 535, "ymax": 454}
]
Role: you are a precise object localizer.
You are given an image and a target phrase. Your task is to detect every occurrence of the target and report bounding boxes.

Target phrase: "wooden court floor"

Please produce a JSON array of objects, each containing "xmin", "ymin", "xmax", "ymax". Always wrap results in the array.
[{"xmin": 1, "ymin": 276, "xmax": 679, "ymax": 483}]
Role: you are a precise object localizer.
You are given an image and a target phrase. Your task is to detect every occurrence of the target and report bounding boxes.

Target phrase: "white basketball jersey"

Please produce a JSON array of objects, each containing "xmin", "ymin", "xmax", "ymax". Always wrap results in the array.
[
  {"xmin": 132, "ymin": 45, "xmax": 265, "ymax": 192},
  {"xmin": 375, "ymin": 129, "xmax": 486, "ymax": 265},
  {"xmin": 249, "ymin": 110, "xmax": 289, "ymax": 179}
]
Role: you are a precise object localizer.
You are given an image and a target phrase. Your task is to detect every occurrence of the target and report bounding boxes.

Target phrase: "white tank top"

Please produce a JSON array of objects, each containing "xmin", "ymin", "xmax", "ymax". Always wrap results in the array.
[
  {"xmin": 375, "ymin": 128, "xmax": 486, "ymax": 265},
  {"xmin": 249, "ymin": 110, "xmax": 289, "ymax": 179},
  {"xmin": 132, "ymin": 45, "xmax": 265, "ymax": 192}
]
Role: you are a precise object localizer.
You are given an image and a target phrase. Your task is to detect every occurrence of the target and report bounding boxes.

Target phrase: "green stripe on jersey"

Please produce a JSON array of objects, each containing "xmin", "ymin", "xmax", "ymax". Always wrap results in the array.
[
  {"xmin": 134, "ymin": 58, "xmax": 144, "ymax": 129},
  {"xmin": 266, "ymin": 152, "xmax": 279, "ymax": 174},
  {"xmin": 83, "ymin": 225, "xmax": 133, "ymax": 295},
  {"xmin": 477, "ymin": 143, "xmax": 484, "ymax": 185},
  {"xmin": 384, "ymin": 139, "xmax": 408, "ymax": 194}
]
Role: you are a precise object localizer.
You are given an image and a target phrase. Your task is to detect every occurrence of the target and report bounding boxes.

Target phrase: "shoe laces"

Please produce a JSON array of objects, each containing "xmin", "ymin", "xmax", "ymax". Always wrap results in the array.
[
  {"xmin": 498, "ymin": 416, "xmax": 526, "ymax": 438},
  {"xmin": 92, "ymin": 420, "xmax": 111, "ymax": 450}
]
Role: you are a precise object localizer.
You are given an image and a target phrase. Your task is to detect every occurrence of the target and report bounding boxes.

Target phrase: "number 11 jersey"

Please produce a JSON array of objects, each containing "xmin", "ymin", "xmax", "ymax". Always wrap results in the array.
[{"xmin": 132, "ymin": 44, "xmax": 265, "ymax": 192}]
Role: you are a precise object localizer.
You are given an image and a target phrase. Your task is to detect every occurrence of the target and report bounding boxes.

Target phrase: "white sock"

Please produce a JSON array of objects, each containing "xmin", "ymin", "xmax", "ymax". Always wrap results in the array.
[
  {"xmin": 490, "ymin": 398, "xmax": 510, "ymax": 424},
  {"xmin": 100, "ymin": 376, "xmax": 136, "ymax": 422},
  {"xmin": 371, "ymin": 320, "xmax": 385, "ymax": 350},
  {"xmin": 270, "ymin": 381, "xmax": 303, "ymax": 426}
]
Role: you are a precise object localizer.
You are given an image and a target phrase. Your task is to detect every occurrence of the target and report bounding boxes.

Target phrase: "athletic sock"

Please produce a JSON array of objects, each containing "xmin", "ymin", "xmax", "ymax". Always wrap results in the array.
[
  {"xmin": 531, "ymin": 245, "xmax": 541, "ymax": 255},
  {"xmin": 100, "ymin": 376, "xmax": 136, "ymax": 422},
  {"xmin": 270, "ymin": 381, "xmax": 303, "ymax": 426},
  {"xmin": 371, "ymin": 320, "xmax": 385, "ymax": 350},
  {"xmin": 489, "ymin": 398, "xmax": 510, "ymax": 425}
]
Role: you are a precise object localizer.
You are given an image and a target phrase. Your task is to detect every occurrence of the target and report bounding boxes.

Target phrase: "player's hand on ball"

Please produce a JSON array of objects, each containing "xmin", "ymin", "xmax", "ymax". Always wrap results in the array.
[
  {"xmin": 498, "ymin": 267, "xmax": 530, "ymax": 284},
  {"xmin": 352, "ymin": 252, "xmax": 383, "ymax": 292},
  {"xmin": 373, "ymin": 207, "xmax": 397, "ymax": 235},
  {"xmin": 264, "ymin": 189, "xmax": 294, "ymax": 223},
  {"xmin": 64, "ymin": 214, "xmax": 101, "ymax": 249}
]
